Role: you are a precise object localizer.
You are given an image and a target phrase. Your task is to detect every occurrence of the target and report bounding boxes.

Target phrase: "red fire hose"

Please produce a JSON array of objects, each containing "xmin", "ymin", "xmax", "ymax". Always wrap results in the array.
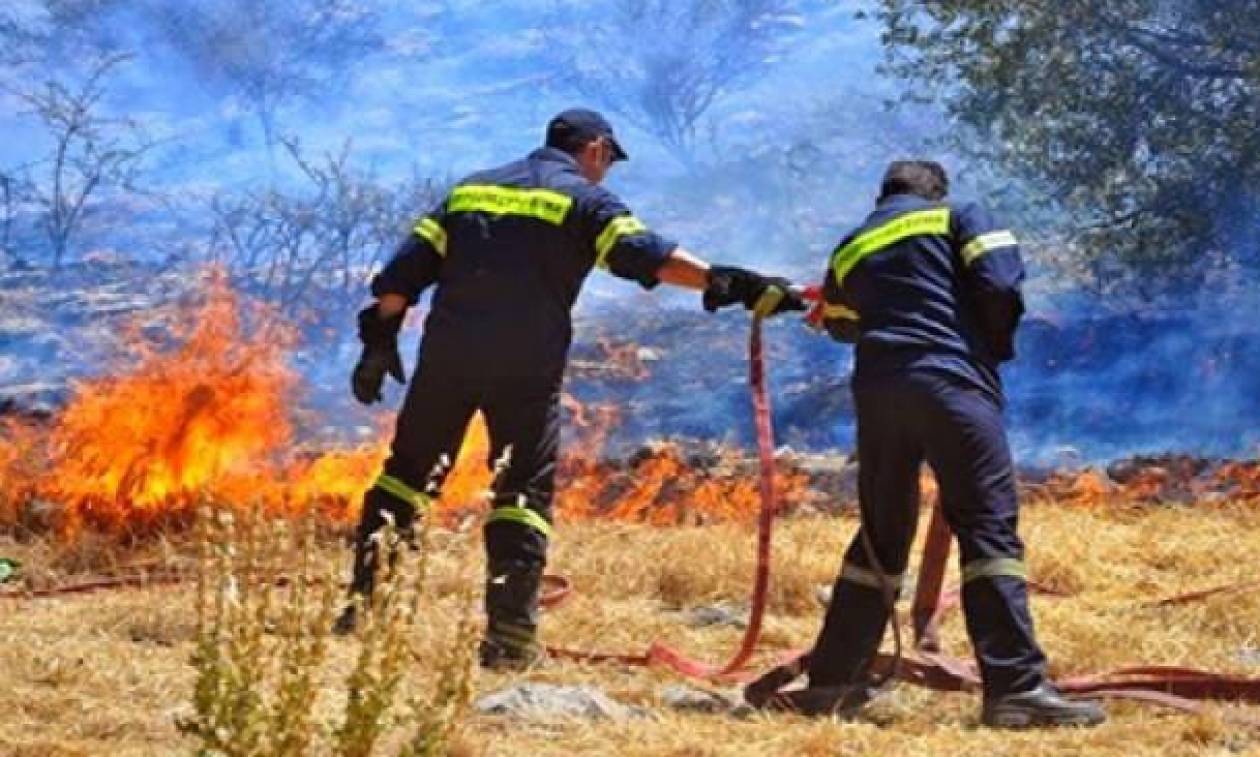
[
  {"xmin": 745, "ymin": 498, "xmax": 1260, "ymax": 725},
  {"xmin": 8, "ymin": 311, "xmax": 1260, "ymax": 727},
  {"xmin": 0, "ymin": 314, "xmax": 785, "ymax": 684},
  {"xmin": 542, "ymin": 312, "xmax": 779, "ymax": 680}
]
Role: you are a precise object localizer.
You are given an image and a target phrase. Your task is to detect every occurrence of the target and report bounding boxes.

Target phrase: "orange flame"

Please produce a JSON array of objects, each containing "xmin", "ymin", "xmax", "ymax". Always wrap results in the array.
[
  {"xmin": 39, "ymin": 276, "xmax": 298, "ymax": 533},
  {"xmin": 0, "ymin": 275, "xmax": 809, "ymax": 539}
]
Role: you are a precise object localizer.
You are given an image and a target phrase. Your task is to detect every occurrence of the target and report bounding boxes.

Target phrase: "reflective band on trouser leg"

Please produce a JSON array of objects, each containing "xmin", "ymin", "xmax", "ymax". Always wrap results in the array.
[
  {"xmin": 447, "ymin": 184, "xmax": 574, "ymax": 225},
  {"xmin": 832, "ymin": 207, "xmax": 951, "ymax": 285},
  {"xmin": 594, "ymin": 215, "xmax": 649, "ymax": 268},
  {"xmin": 962, "ymin": 557, "xmax": 1027, "ymax": 585},
  {"xmin": 412, "ymin": 216, "xmax": 448, "ymax": 256},
  {"xmin": 487, "ymin": 618, "xmax": 539, "ymax": 650},
  {"xmin": 486, "ymin": 505, "xmax": 553, "ymax": 539},
  {"xmin": 840, "ymin": 561, "xmax": 905, "ymax": 593},
  {"xmin": 373, "ymin": 473, "xmax": 432, "ymax": 511},
  {"xmin": 961, "ymin": 230, "xmax": 1018, "ymax": 266}
]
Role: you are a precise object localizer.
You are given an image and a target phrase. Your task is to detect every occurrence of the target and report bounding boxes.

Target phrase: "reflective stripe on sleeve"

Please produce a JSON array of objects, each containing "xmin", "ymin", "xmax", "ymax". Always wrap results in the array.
[
  {"xmin": 373, "ymin": 474, "xmax": 432, "ymax": 510},
  {"xmin": 831, "ymin": 207, "xmax": 951, "ymax": 285},
  {"xmin": 594, "ymin": 215, "xmax": 649, "ymax": 268},
  {"xmin": 448, "ymin": 184, "xmax": 574, "ymax": 225},
  {"xmin": 823, "ymin": 302, "xmax": 859, "ymax": 321},
  {"xmin": 961, "ymin": 230, "xmax": 1018, "ymax": 266},
  {"xmin": 962, "ymin": 557, "xmax": 1027, "ymax": 584},
  {"xmin": 413, "ymin": 216, "xmax": 448, "ymax": 256},
  {"xmin": 752, "ymin": 287, "xmax": 785, "ymax": 317},
  {"xmin": 840, "ymin": 561, "xmax": 904, "ymax": 592},
  {"xmin": 486, "ymin": 505, "xmax": 554, "ymax": 539}
]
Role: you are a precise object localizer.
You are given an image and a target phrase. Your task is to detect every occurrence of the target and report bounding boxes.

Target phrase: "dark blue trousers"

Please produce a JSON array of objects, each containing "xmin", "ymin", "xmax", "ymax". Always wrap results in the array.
[
  {"xmin": 348, "ymin": 364, "xmax": 560, "ymax": 652},
  {"xmin": 808, "ymin": 369, "xmax": 1047, "ymax": 697}
]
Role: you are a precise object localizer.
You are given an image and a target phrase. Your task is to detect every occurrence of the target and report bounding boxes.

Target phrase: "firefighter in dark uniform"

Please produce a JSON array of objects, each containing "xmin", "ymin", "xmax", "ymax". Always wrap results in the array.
[
  {"xmin": 334, "ymin": 108, "xmax": 804, "ymax": 668},
  {"xmin": 808, "ymin": 161, "xmax": 1105, "ymax": 727}
]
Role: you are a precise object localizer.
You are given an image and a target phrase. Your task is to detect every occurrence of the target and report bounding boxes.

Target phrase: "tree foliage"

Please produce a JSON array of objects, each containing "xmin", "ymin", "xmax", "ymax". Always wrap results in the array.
[{"xmin": 877, "ymin": 0, "xmax": 1260, "ymax": 295}]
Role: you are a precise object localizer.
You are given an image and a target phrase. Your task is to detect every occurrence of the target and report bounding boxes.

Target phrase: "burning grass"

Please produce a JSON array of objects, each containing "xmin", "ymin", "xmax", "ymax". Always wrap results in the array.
[
  {"xmin": 0, "ymin": 276, "xmax": 813, "ymax": 539},
  {"xmin": 3, "ymin": 276, "xmax": 1260, "ymax": 753},
  {"xmin": 2, "ymin": 501, "xmax": 1259, "ymax": 755}
]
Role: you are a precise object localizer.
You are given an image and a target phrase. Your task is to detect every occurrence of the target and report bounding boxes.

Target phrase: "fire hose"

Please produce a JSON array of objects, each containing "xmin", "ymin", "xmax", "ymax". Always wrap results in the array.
[
  {"xmin": 0, "ymin": 314, "xmax": 785, "ymax": 685},
  {"xmin": 6, "ymin": 312, "xmax": 1260, "ymax": 727},
  {"xmin": 538, "ymin": 312, "xmax": 779, "ymax": 678},
  {"xmin": 745, "ymin": 506, "xmax": 1260, "ymax": 726}
]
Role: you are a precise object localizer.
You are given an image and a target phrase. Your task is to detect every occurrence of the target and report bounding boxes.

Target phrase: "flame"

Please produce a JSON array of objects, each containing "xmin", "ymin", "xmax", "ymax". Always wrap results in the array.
[
  {"xmin": 0, "ymin": 418, "xmax": 42, "ymax": 525},
  {"xmin": 0, "ymin": 275, "xmax": 808, "ymax": 539},
  {"xmin": 1217, "ymin": 461, "xmax": 1260, "ymax": 501},
  {"xmin": 1061, "ymin": 469, "xmax": 1114, "ymax": 506},
  {"xmin": 5, "ymin": 273, "xmax": 1257, "ymax": 543},
  {"xmin": 36, "ymin": 276, "xmax": 298, "ymax": 533}
]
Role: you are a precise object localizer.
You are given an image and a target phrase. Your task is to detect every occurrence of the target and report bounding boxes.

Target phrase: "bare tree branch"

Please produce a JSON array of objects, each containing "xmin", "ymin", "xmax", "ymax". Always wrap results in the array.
[
  {"xmin": 204, "ymin": 140, "xmax": 443, "ymax": 317},
  {"xmin": 5, "ymin": 53, "xmax": 155, "ymax": 269}
]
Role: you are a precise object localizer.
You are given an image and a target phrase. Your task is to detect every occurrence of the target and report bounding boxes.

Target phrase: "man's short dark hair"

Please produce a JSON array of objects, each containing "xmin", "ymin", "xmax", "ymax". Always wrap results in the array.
[
  {"xmin": 548, "ymin": 130, "xmax": 596, "ymax": 155},
  {"xmin": 879, "ymin": 160, "xmax": 949, "ymax": 202}
]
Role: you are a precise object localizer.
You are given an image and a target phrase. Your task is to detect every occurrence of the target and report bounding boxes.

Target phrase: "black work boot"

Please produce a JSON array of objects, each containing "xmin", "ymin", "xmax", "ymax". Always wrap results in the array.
[
  {"xmin": 331, "ymin": 604, "xmax": 359, "ymax": 636},
  {"xmin": 981, "ymin": 683, "xmax": 1106, "ymax": 728},
  {"xmin": 760, "ymin": 684, "xmax": 878, "ymax": 718},
  {"xmin": 478, "ymin": 636, "xmax": 545, "ymax": 672},
  {"xmin": 482, "ymin": 562, "xmax": 545, "ymax": 671}
]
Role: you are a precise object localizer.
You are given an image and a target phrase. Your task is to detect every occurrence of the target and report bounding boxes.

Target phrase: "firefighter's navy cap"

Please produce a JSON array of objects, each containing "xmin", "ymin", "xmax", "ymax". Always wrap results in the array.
[{"xmin": 545, "ymin": 108, "xmax": 628, "ymax": 162}]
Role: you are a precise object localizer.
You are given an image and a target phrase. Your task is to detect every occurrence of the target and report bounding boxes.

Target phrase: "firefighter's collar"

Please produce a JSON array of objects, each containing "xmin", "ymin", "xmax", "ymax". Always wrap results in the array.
[
  {"xmin": 530, "ymin": 146, "xmax": 581, "ymax": 171},
  {"xmin": 876, "ymin": 192, "xmax": 934, "ymax": 209}
]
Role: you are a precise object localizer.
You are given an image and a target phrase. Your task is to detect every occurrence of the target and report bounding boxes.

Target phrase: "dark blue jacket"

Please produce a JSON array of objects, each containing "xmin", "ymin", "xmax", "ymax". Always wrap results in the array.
[
  {"xmin": 820, "ymin": 193, "xmax": 1025, "ymax": 400},
  {"xmin": 372, "ymin": 147, "xmax": 676, "ymax": 379}
]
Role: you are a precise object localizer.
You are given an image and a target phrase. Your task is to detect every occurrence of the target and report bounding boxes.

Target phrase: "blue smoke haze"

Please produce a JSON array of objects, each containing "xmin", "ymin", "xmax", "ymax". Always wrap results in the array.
[{"xmin": 1, "ymin": 1, "xmax": 1255, "ymax": 463}]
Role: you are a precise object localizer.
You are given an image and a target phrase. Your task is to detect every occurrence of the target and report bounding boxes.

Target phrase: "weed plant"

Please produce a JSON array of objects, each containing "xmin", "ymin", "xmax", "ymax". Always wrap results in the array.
[{"xmin": 181, "ymin": 504, "xmax": 477, "ymax": 756}]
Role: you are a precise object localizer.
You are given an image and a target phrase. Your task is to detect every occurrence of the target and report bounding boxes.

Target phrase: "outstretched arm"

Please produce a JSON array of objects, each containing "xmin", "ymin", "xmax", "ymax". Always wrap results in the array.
[
  {"xmin": 655, "ymin": 247, "xmax": 711, "ymax": 290},
  {"xmin": 579, "ymin": 187, "xmax": 803, "ymax": 314}
]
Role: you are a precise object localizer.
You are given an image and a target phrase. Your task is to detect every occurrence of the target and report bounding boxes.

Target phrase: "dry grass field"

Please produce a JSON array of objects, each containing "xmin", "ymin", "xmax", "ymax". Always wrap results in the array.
[{"xmin": 2, "ymin": 499, "xmax": 1259, "ymax": 756}]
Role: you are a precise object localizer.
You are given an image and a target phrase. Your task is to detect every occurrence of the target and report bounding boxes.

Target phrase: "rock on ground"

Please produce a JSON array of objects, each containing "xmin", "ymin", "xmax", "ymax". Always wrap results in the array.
[
  {"xmin": 475, "ymin": 683, "xmax": 646, "ymax": 722},
  {"xmin": 658, "ymin": 684, "xmax": 741, "ymax": 714}
]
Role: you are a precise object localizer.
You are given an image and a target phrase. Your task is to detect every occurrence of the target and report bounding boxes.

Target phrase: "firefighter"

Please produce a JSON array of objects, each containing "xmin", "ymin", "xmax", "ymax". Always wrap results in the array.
[
  {"xmin": 806, "ymin": 161, "xmax": 1105, "ymax": 727},
  {"xmin": 334, "ymin": 108, "xmax": 805, "ymax": 669}
]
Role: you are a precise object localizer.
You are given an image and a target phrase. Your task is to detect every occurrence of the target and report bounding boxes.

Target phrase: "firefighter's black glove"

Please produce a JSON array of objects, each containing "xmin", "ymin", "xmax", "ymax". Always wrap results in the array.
[
  {"xmin": 703, "ymin": 265, "xmax": 807, "ymax": 317},
  {"xmin": 351, "ymin": 305, "xmax": 405, "ymax": 405}
]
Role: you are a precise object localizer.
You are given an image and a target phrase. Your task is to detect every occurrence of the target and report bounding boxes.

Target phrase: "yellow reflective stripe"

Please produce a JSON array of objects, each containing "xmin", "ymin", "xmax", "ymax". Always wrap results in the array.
[
  {"xmin": 752, "ymin": 286, "xmax": 785, "ymax": 318},
  {"xmin": 823, "ymin": 303, "xmax": 859, "ymax": 321},
  {"xmin": 961, "ymin": 230, "xmax": 1018, "ymax": 265},
  {"xmin": 487, "ymin": 619, "xmax": 536, "ymax": 645},
  {"xmin": 373, "ymin": 474, "xmax": 431, "ymax": 510},
  {"xmin": 840, "ymin": 562, "xmax": 904, "ymax": 592},
  {"xmin": 594, "ymin": 215, "xmax": 649, "ymax": 268},
  {"xmin": 831, "ymin": 207, "xmax": 951, "ymax": 284},
  {"xmin": 962, "ymin": 557, "xmax": 1027, "ymax": 584},
  {"xmin": 486, "ymin": 505, "xmax": 553, "ymax": 538},
  {"xmin": 413, "ymin": 216, "xmax": 447, "ymax": 256},
  {"xmin": 447, "ymin": 184, "xmax": 573, "ymax": 225}
]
